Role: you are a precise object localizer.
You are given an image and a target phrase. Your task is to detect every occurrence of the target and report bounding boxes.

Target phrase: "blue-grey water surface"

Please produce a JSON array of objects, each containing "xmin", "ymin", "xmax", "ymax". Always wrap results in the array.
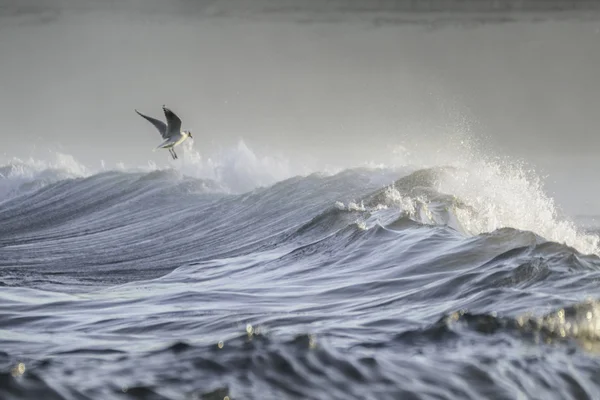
[{"xmin": 2, "ymin": 161, "xmax": 600, "ymax": 400}]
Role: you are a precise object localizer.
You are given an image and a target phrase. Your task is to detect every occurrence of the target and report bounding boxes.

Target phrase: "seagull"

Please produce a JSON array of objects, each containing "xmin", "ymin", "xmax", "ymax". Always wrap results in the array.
[{"xmin": 135, "ymin": 105, "xmax": 193, "ymax": 160}]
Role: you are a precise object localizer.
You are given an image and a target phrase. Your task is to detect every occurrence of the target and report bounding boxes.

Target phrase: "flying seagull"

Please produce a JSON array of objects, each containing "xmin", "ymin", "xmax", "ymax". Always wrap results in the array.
[{"xmin": 135, "ymin": 105, "xmax": 193, "ymax": 160}]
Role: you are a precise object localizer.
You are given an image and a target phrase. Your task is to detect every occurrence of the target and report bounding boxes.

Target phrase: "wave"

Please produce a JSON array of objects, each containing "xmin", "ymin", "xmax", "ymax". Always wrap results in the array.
[
  {"xmin": 1, "ymin": 146, "xmax": 597, "ymax": 259},
  {"xmin": 336, "ymin": 164, "xmax": 599, "ymax": 255},
  {"xmin": 387, "ymin": 298, "xmax": 600, "ymax": 355},
  {"xmin": 2, "ymin": 140, "xmax": 600, "ymax": 398},
  {"xmin": 0, "ymin": 153, "xmax": 89, "ymax": 201},
  {"xmin": 0, "ymin": 136, "xmax": 597, "ymax": 293},
  {"xmin": 4, "ymin": 286, "xmax": 600, "ymax": 400},
  {"xmin": 0, "ymin": 140, "xmax": 309, "ymax": 204}
]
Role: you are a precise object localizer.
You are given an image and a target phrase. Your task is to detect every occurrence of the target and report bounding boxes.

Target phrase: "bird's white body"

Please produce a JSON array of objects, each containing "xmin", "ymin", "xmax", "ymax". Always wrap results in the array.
[{"xmin": 155, "ymin": 132, "xmax": 192, "ymax": 150}]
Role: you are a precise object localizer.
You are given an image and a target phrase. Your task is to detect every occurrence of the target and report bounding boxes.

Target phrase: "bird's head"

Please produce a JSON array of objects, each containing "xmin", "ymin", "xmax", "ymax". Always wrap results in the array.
[{"xmin": 186, "ymin": 131, "xmax": 193, "ymax": 139}]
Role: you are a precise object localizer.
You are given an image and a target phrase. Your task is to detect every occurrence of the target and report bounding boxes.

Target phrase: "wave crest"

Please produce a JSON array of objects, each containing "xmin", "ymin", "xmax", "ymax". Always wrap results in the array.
[
  {"xmin": 357, "ymin": 162, "xmax": 599, "ymax": 255},
  {"xmin": 0, "ymin": 153, "xmax": 88, "ymax": 201}
]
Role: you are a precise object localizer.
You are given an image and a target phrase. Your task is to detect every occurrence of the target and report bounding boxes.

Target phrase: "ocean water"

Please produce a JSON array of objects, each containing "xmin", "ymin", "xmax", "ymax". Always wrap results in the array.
[{"xmin": 1, "ymin": 141, "xmax": 600, "ymax": 400}]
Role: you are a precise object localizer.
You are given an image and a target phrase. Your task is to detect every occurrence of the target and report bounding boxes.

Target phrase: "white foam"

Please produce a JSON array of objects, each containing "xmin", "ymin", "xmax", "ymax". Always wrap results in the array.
[
  {"xmin": 0, "ymin": 140, "xmax": 313, "ymax": 199},
  {"xmin": 377, "ymin": 136, "xmax": 600, "ymax": 255},
  {"xmin": 438, "ymin": 158, "xmax": 600, "ymax": 255},
  {"xmin": 174, "ymin": 140, "xmax": 303, "ymax": 193},
  {"xmin": 0, "ymin": 153, "xmax": 89, "ymax": 201},
  {"xmin": 106, "ymin": 139, "xmax": 314, "ymax": 193}
]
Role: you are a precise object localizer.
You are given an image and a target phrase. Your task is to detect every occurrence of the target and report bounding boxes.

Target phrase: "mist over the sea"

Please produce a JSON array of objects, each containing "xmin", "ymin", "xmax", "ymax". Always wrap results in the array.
[{"xmin": 0, "ymin": 0, "xmax": 599, "ymax": 213}]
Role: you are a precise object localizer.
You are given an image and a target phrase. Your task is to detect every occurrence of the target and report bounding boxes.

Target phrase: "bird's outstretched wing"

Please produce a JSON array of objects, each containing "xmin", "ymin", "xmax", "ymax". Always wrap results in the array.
[
  {"xmin": 135, "ymin": 109, "xmax": 168, "ymax": 139},
  {"xmin": 162, "ymin": 105, "xmax": 182, "ymax": 135}
]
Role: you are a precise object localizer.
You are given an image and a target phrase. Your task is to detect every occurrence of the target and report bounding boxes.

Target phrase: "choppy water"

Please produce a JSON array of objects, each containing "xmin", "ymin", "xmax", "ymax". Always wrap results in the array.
[{"xmin": 1, "ymin": 147, "xmax": 600, "ymax": 400}]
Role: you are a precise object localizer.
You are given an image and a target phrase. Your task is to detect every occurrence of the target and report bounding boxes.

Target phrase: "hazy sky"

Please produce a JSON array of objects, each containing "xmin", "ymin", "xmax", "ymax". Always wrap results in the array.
[{"xmin": 0, "ymin": 0, "xmax": 599, "ymax": 213}]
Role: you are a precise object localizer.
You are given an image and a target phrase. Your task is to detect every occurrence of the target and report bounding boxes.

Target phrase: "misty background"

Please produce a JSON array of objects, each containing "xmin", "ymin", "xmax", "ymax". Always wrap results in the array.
[{"xmin": 0, "ymin": 0, "xmax": 599, "ymax": 215}]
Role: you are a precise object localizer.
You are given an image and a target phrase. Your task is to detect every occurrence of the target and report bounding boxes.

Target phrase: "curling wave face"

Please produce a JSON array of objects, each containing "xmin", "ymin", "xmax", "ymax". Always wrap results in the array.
[{"xmin": 1, "ymin": 145, "xmax": 600, "ymax": 399}]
